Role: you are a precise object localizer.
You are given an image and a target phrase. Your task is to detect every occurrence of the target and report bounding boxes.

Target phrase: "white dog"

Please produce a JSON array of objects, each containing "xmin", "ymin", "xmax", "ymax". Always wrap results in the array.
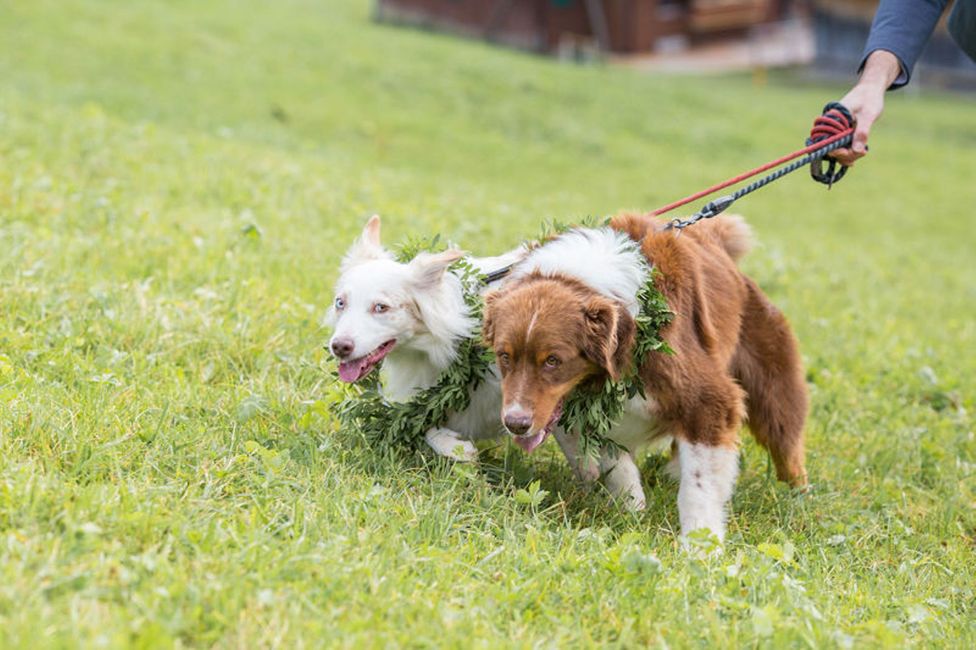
[{"xmin": 328, "ymin": 216, "xmax": 524, "ymax": 459}]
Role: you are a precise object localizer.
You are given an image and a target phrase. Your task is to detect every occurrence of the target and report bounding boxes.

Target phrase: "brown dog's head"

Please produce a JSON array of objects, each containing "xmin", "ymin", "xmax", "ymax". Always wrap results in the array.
[{"xmin": 483, "ymin": 274, "xmax": 636, "ymax": 452}]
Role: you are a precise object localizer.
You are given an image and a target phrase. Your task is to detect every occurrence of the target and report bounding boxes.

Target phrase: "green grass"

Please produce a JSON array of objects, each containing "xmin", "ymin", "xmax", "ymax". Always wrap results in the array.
[{"xmin": 1, "ymin": 0, "xmax": 975, "ymax": 646}]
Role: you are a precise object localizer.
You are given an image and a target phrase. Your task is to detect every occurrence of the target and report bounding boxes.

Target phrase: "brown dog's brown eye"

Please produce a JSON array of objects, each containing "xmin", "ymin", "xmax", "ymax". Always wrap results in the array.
[
  {"xmin": 497, "ymin": 352, "xmax": 510, "ymax": 365},
  {"xmin": 544, "ymin": 355, "xmax": 561, "ymax": 369}
]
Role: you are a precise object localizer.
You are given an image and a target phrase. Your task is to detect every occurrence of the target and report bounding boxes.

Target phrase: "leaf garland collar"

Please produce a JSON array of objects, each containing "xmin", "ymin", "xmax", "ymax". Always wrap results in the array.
[{"xmin": 335, "ymin": 225, "xmax": 673, "ymax": 457}]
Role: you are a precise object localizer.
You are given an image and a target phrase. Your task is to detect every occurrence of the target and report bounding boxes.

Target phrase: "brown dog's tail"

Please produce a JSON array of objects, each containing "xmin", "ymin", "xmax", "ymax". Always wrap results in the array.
[{"xmin": 705, "ymin": 213, "xmax": 753, "ymax": 262}]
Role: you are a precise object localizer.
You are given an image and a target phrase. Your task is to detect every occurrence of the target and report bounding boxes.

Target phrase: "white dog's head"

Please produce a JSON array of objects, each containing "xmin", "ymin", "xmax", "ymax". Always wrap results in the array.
[{"xmin": 328, "ymin": 215, "xmax": 465, "ymax": 382}]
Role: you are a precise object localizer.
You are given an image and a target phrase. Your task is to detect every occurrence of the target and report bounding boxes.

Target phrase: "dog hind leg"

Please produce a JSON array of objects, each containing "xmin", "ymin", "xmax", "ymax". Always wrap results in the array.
[{"xmin": 732, "ymin": 277, "xmax": 808, "ymax": 487}]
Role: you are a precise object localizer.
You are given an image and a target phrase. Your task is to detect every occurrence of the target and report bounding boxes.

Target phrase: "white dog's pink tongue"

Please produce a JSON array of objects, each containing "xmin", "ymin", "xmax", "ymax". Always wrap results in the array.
[
  {"xmin": 338, "ymin": 358, "xmax": 369, "ymax": 383},
  {"xmin": 513, "ymin": 432, "xmax": 546, "ymax": 453}
]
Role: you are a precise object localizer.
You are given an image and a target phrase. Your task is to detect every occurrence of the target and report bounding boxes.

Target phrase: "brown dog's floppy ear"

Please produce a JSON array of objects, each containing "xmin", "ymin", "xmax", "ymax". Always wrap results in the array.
[
  {"xmin": 340, "ymin": 215, "xmax": 390, "ymax": 273},
  {"xmin": 408, "ymin": 248, "xmax": 464, "ymax": 289},
  {"xmin": 481, "ymin": 290, "xmax": 500, "ymax": 347},
  {"xmin": 581, "ymin": 297, "xmax": 636, "ymax": 381}
]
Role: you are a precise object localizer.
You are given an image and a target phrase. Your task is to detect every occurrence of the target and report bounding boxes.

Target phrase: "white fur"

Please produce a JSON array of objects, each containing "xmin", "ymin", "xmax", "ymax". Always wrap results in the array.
[
  {"xmin": 510, "ymin": 228, "xmax": 648, "ymax": 315},
  {"xmin": 676, "ymin": 440, "xmax": 739, "ymax": 542},
  {"xmin": 338, "ymin": 220, "xmax": 392, "ymax": 274},
  {"xmin": 609, "ymin": 396, "xmax": 664, "ymax": 453},
  {"xmin": 600, "ymin": 452, "xmax": 646, "ymax": 511},
  {"xmin": 466, "ymin": 248, "xmax": 528, "ymax": 277},
  {"xmin": 502, "ymin": 401, "xmax": 529, "ymax": 421},
  {"xmin": 330, "ymin": 220, "xmax": 525, "ymax": 459}
]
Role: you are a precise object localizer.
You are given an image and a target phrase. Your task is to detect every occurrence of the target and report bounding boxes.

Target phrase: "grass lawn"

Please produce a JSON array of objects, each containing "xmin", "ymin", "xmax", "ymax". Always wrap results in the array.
[{"xmin": 2, "ymin": 0, "xmax": 975, "ymax": 646}]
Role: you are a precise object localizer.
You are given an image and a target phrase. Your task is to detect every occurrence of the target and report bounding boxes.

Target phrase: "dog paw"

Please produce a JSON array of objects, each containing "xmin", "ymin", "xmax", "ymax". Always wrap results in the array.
[
  {"xmin": 425, "ymin": 430, "xmax": 478, "ymax": 462},
  {"xmin": 605, "ymin": 483, "xmax": 646, "ymax": 512},
  {"xmin": 625, "ymin": 493, "xmax": 647, "ymax": 512},
  {"xmin": 680, "ymin": 528, "xmax": 724, "ymax": 557},
  {"xmin": 450, "ymin": 441, "xmax": 479, "ymax": 462},
  {"xmin": 573, "ymin": 461, "xmax": 601, "ymax": 484},
  {"xmin": 601, "ymin": 453, "xmax": 646, "ymax": 512}
]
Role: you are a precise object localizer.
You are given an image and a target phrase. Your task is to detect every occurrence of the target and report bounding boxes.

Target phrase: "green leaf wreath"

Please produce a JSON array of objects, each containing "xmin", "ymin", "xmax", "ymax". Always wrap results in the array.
[
  {"xmin": 334, "ymin": 225, "xmax": 673, "ymax": 459},
  {"xmin": 334, "ymin": 236, "xmax": 495, "ymax": 449}
]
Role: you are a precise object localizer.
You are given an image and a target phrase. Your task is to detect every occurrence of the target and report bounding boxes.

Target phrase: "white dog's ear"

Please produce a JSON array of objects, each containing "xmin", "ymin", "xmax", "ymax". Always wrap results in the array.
[
  {"xmin": 362, "ymin": 214, "xmax": 382, "ymax": 247},
  {"xmin": 409, "ymin": 248, "xmax": 464, "ymax": 289},
  {"xmin": 340, "ymin": 215, "xmax": 390, "ymax": 272}
]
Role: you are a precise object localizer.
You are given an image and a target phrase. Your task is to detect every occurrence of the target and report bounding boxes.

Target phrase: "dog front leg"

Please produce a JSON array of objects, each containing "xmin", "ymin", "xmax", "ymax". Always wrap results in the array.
[
  {"xmin": 553, "ymin": 428, "xmax": 600, "ymax": 483},
  {"xmin": 675, "ymin": 439, "xmax": 738, "ymax": 543},
  {"xmin": 425, "ymin": 427, "xmax": 478, "ymax": 462},
  {"xmin": 599, "ymin": 450, "xmax": 646, "ymax": 512}
]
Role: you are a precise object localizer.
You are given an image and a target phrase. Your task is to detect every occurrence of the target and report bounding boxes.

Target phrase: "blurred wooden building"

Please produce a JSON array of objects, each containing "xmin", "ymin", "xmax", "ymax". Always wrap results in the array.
[{"xmin": 375, "ymin": 1, "xmax": 795, "ymax": 55}]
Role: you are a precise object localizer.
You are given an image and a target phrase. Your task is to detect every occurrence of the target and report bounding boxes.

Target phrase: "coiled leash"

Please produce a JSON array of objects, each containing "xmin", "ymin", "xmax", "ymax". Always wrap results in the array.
[
  {"xmin": 481, "ymin": 104, "xmax": 855, "ymax": 281},
  {"xmin": 658, "ymin": 102, "xmax": 855, "ymax": 231}
]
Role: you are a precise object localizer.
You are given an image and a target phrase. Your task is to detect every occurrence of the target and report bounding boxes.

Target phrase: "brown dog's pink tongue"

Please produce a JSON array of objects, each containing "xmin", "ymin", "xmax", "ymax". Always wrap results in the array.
[
  {"xmin": 338, "ymin": 358, "xmax": 369, "ymax": 383},
  {"xmin": 513, "ymin": 432, "xmax": 546, "ymax": 453}
]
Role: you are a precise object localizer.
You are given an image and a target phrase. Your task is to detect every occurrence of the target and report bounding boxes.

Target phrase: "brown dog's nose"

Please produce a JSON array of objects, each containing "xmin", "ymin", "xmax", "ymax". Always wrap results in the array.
[
  {"xmin": 330, "ymin": 337, "xmax": 354, "ymax": 359},
  {"xmin": 504, "ymin": 414, "xmax": 533, "ymax": 436}
]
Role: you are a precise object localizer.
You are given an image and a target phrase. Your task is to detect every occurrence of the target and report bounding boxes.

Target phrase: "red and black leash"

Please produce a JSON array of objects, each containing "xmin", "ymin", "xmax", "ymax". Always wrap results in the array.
[
  {"xmin": 483, "ymin": 103, "xmax": 856, "ymax": 283},
  {"xmin": 658, "ymin": 102, "xmax": 855, "ymax": 231}
]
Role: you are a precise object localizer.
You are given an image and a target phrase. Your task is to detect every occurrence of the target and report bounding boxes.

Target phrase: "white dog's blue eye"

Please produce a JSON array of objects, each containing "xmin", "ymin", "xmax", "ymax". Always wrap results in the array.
[
  {"xmin": 372, "ymin": 303, "xmax": 390, "ymax": 314},
  {"xmin": 334, "ymin": 297, "xmax": 345, "ymax": 310}
]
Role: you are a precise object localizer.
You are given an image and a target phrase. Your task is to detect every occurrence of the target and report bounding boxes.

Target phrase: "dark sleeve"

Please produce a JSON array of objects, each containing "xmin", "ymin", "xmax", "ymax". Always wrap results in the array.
[{"xmin": 858, "ymin": 0, "xmax": 951, "ymax": 89}]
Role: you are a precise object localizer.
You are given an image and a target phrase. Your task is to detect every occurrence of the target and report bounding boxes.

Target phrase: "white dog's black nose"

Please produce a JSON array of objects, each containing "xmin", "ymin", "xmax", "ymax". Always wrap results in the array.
[
  {"xmin": 331, "ymin": 337, "xmax": 354, "ymax": 359},
  {"xmin": 504, "ymin": 414, "xmax": 532, "ymax": 436}
]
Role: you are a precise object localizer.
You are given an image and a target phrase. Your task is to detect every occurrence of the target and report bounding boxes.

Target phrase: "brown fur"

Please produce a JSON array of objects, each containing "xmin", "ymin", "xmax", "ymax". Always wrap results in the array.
[{"xmin": 484, "ymin": 213, "xmax": 808, "ymax": 487}]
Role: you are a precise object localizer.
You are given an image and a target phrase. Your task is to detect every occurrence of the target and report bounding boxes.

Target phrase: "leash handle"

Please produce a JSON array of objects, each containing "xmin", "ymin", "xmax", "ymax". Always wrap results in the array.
[{"xmin": 807, "ymin": 102, "xmax": 855, "ymax": 187}]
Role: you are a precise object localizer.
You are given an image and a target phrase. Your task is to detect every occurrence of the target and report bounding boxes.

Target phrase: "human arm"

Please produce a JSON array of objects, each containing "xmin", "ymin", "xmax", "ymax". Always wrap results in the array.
[
  {"xmin": 831, "ymin": 50, "xmax": 901, "ymax": 166},
  {"xmin": 831, "ymin": 0, "xmax": 949, "ymax": 166}
]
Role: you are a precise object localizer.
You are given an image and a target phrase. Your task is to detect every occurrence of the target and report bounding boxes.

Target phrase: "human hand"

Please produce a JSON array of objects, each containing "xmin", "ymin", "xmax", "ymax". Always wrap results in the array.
[{"xmin": 830, "ymin": 50, "xmax": 901, "ymax": 167}]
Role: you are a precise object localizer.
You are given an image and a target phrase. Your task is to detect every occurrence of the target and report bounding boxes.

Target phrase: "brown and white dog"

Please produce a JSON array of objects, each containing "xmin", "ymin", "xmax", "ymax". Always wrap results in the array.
[{"xmin": 482, "ymin": 213, "xmax": 807, "ymax": 542}]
